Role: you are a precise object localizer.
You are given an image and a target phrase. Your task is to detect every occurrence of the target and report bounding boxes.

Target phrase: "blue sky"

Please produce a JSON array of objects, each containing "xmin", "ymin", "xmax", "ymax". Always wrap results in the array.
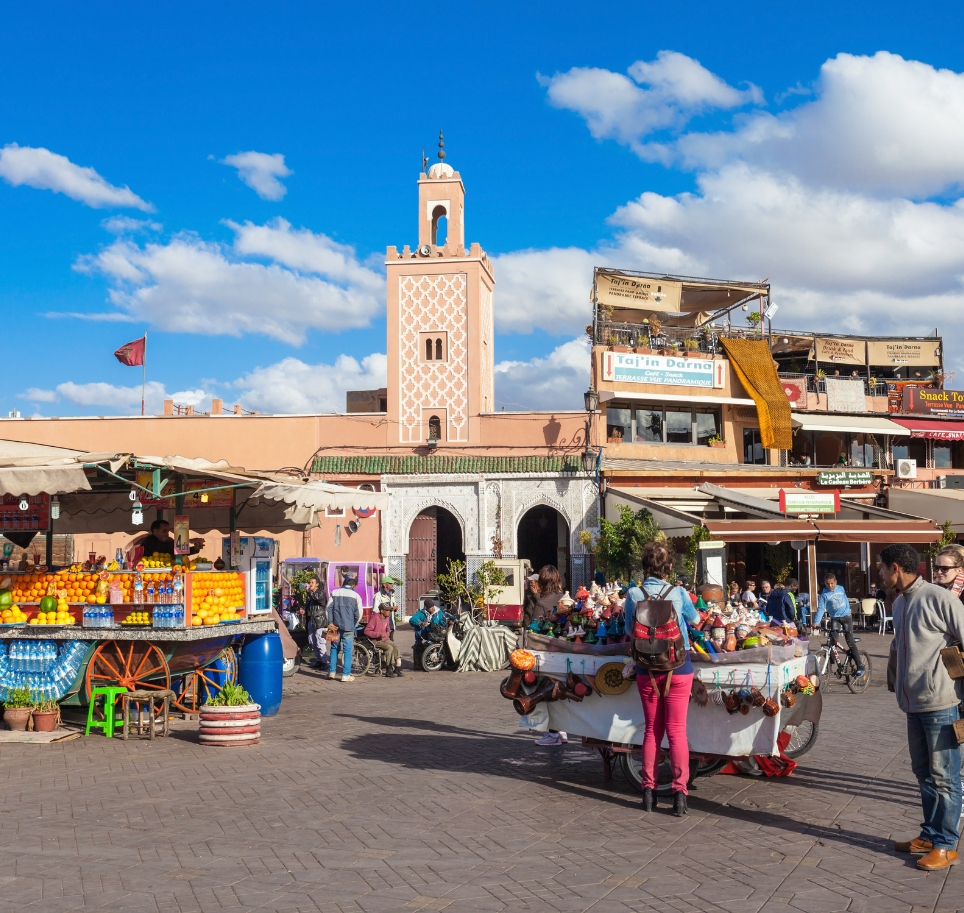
[{"xmin": 3, "ymin": 2, "xmax": 964, "ymax": 416}]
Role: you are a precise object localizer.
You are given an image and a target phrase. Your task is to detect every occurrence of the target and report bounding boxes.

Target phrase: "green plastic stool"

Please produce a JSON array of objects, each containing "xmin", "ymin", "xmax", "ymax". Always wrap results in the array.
[{"xmin": 85, "ymin": 686, "xmax": 128, "ymax": 738}]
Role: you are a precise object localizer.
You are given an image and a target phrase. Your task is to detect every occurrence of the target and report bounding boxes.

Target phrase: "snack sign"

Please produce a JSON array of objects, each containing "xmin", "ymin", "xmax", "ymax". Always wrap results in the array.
[{"xmin": 779, "ymin": 489, "xmax": 839, "ymax": 515}]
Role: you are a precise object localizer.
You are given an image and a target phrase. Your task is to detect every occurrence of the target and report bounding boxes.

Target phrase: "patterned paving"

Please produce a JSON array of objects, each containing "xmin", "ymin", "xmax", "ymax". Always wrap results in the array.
[{"xmin": 0, "ymin": 630, "xmax": 959, "ymax": 913}]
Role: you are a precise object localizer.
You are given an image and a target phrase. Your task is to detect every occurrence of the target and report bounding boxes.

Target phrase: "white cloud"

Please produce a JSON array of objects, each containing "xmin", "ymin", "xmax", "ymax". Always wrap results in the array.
[
  {"xmin": 21, "ymin": 380, "xmax": 208, "ymax": 415},
  {"xmin": 494, "ymin": 337, "xmax": 590, "ymax": 411},
  {"xmin": 222, "ymin": 151, "xmax": 292, "ymax": 201},
  {"xmin": 20, "ymin": 387, "xmax": 58, "ymax": 403},
  {"xmin": 542, "ymin": 51, "xmax": 761, "ymax": 158},
  {"xmin": 74, "ymin": 222, "xmax": 384, "ymax": 345},
  {"xmin": 102, "ymin": 215, "xmax": 162, "ymax": 234},
  {"xmin": 42, "ymin": 310, "xmax": 138, "ymax": 322},
  {"xmin": 513, "ymin": 49, "xmax": 964, "ymax": 388},
  {"xmin": 232, "ymin": 353, "xmax": 387, "ymax": 414},
  {"xmin": 0, "ymin": 144, "xmax": 153, "ymax": 210}
]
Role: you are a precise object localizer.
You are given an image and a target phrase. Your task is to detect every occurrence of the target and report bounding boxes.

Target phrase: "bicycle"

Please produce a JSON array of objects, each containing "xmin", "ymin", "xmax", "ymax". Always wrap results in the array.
[{"xmin": 813, "ymin": 619, "xmax": 872, "ymax": 694}]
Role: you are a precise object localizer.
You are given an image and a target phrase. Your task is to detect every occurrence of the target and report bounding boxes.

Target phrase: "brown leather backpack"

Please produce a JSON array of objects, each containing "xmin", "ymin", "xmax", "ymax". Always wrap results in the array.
[{"xmin": 632, "ymin": 584, "xmax": 687, "ymax": 675}]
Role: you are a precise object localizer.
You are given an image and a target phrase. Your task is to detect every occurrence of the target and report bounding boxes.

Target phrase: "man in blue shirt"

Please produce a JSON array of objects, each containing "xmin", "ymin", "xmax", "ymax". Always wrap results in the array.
[
  {"xmin": 814, "ymin": 573, "xmax": 864, "ymax": 675},
  {"xmin": 409, "ymin": 598, "xmax": 446, "ymax": 645}
]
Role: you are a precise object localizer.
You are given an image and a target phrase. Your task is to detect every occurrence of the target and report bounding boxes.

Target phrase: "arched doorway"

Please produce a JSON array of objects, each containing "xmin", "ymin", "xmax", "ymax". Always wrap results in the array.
[
  {"xmin": 517, "ymin": 505, "xmax": 570, "ymax": 587},
  {"xmin": 406, "ymin": 506, "xmax": 464, "ymax": 616}
]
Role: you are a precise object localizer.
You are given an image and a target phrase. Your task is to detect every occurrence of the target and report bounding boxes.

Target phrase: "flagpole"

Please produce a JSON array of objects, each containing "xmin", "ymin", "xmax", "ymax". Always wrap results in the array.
[{"xmin": 141, "ymin": 331, "xmax": 147, "ymax": 416}]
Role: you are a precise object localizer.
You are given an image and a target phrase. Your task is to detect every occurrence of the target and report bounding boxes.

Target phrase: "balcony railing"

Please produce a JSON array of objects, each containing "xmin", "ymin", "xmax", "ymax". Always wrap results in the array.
[{"xmin": 778, "ymin": 373, "xmax": 890, "ymax": 397}]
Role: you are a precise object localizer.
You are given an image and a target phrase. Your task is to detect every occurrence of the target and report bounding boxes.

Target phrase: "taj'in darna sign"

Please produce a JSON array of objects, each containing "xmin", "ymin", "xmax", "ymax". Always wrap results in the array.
[
  {"xmin": 602, "ymin": 352, "xmax": 726, "ymax": 388},
  {"xmin": 595, "ymin": 274, "xmax": 683, "ymax": 313}
]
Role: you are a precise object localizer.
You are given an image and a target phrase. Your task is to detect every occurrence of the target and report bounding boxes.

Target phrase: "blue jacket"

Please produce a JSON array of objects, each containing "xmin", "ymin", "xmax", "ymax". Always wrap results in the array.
[
  {"xmin": 766, "ymin": 587, "xmax": 796, "ymax": 623},
  {"xmin": 814, "ymin": 584, "xmax": 850, "ymax": 625},
  {"xmin": 327, "ymin": 586, "xmax": 363, "ymax": 632},
  {"xmin": 409, "ymin": 607, "xmax": 445, "ymax": 629}
]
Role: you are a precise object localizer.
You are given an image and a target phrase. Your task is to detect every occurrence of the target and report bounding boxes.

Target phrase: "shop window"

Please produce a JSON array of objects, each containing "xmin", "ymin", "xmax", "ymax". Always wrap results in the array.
[
  {"xmin": 791, "ymin": 430, "xmax": 884, "ymax": 467},
  {"xmin": 665, "ymin": 406, "xmax": 693, "ymax": 444},
  {"xmin": 744, "ymin": 428, "xmax": 767, "ymax": 465},
  {"xmin": 607, "ymin": 402, "xmax": 721, "ymax": 446},
  {"xmin": 695, "ymin": 409, "xmax": 719, "ymax": 446},
  {"xmin": 892, "ymin": 439, "xmax": 927, "ymax": 465},
  {"xmin": 932, "ymin": 441, "xmax": 964, "ymax": 469},
  {"xmin": 634, "ymin": 407, "xmax": 662, "ymax": 442},
  {"xmin": 606, "ymin": 406, "xmax": 631, "ymax": 443}
]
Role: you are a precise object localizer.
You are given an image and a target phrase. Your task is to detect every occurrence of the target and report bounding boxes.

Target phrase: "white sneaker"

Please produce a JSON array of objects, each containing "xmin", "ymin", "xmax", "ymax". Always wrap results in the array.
[
  {"xmin": 535, "ymin": 732, "xmax": 563, "ymax": 746},
  {"xmin": 557, "ymin": 731, "xmax": 568, "ymax": 743},
  {"xmin": 341, "ymin": 674, "xmax": 355, "ymax": 682},
  {"xmin": 327, "ymin": 672, "xmax": 337, "ymax": 680}
]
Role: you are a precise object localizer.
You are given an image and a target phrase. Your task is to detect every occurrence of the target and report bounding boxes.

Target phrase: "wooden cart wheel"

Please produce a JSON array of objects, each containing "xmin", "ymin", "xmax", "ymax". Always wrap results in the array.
[
  {"xmin": 172, "ymin": 647, "xmax": 238, "ymax": 713},
  {"xmin": 84, "ymin": 641, "xmax": 171, "ymax": 699}
]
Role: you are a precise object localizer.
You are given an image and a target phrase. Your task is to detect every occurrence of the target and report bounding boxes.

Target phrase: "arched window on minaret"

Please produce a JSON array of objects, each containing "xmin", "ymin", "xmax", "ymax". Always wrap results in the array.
[
  {"xmin": 425, "ymin": 337, "xmax": 434, "ymax": 361},
  {"xmin": 428, "ymin": 415, "xmax": 442, "ymax": 441},
  {"xmin": 435, "ymin": 338, "xmax": 443, "ymax": 361},
  {"xmin": 431, "ymin": 205, "xmax": 447, "ymax": 247}
]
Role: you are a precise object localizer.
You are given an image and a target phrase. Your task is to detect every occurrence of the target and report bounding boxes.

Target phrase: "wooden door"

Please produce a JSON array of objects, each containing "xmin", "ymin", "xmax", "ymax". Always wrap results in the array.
[{"xmin": 406, "ymin": 508, "xmax": 437, "ymax": 616}]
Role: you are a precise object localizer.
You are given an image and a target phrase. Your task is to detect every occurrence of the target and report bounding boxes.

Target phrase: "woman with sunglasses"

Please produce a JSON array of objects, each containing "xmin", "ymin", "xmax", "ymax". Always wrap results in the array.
[{"xmin": 933, "ymin": 544, "xmax": 964, "ymax": 598}]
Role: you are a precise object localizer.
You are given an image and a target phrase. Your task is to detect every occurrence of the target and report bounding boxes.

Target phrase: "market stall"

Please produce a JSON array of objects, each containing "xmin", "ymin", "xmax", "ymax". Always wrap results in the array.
[{"xmin": 0, "ymin": 446, "xmax": 388, "ymax": 718}]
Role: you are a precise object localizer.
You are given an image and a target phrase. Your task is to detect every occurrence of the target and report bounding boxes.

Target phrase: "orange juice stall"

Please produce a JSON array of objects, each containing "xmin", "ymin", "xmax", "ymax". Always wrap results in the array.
[{"xmin": 0, "ymin": 446, "xmax": 387, "ymax": 715}]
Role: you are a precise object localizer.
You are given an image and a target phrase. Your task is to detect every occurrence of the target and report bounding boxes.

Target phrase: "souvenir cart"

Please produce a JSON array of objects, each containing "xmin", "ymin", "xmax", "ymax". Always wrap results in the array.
[{"xmin": 499, "ymin": 582, "xmax": 822, "ymax": 788}]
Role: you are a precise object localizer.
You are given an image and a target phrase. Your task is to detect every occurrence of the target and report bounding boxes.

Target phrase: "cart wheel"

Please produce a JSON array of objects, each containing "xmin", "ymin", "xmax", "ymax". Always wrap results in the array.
[
  {"xmin": 85, "ymin": 641, "xmax": 171, "ymax": 699},
  {"xmin": 421, "ymin": 643, "xmax": 445, "ymax": 672},
  {"xmin": 783, "ymin": 720, "xmax": 819, "ymax": 759},
  {"xmin": 172, "ymin": 647, "xmax": 237, "ymax": 713},
  {"xmin": 282, "ymin": 655, "xmax": 300, "ymax": 677},
  {"xmin": 620, "ymin": 750, "xmax": 725, "ymax": 795}
]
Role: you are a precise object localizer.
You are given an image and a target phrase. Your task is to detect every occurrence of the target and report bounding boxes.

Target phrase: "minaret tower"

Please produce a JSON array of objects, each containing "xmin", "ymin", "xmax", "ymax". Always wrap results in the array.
[{"xmin": 385, "ymin": 133, "xmax": 496, "ymax": 446}]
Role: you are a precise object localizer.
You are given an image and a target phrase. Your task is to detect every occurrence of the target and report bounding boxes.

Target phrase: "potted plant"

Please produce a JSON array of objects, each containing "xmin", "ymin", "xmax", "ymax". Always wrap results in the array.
[
  {"xmin": 199, "ymin": 683, "xmax": 261, "ymax": 747},
  {"xmin": 746, "ymin": 311, "xmax": 763, "ymax": 334},
  {"xmin": 31, "ymin": 697, "xmax": 59, "ymax": 732},
  {"xmin": 707, "ymin": 434, "xmax": 725, "ymax": 449},
  {"xmin": 3, "ymin": 686, "xmax": 34, "ymax": 731},
  {"xmin": 683, "ymin": 338, "xmax": 700, "ymax": 357}
]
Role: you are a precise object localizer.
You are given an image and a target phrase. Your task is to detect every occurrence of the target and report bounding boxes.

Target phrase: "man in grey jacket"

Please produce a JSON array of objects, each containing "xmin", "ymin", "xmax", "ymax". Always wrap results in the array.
[
  {"xmin": 327, "ymin": 573, "xmax": 364, "ymax": 682},
  {"xmin": 882, "ymin": 542, "xmax": 964, "ymax": 870}
]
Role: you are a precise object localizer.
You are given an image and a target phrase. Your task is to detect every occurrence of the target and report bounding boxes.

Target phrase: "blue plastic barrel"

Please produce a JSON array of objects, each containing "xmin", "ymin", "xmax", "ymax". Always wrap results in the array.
[{"xmin": 238, "ymin": 632, "xmax": 283, "ymax": 717}]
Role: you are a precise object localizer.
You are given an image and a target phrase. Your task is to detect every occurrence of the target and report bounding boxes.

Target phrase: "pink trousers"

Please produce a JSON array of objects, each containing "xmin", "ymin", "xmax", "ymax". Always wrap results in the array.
[{"xmin": 636, "ymin": 670, "xmax": 694, "ymax": 794}]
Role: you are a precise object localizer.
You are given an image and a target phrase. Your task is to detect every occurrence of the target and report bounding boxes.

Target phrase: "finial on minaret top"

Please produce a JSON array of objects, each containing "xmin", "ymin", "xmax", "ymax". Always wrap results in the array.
[{"xmin": 426, "ymin": 130, "xmax": 454, "ymax": 179}]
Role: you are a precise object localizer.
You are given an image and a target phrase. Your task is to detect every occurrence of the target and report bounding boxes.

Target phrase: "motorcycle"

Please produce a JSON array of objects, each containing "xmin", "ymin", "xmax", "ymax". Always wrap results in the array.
[{"xmin": 420, "ymin": 609, "xmax": 466, "ymax": 672}]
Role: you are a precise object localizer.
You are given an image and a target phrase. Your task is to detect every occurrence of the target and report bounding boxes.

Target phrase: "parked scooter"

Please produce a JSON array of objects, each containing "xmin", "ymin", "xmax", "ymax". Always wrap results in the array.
[{"xmin": 420, "ymin": 609, "xmax": 465, "ymax": 672}]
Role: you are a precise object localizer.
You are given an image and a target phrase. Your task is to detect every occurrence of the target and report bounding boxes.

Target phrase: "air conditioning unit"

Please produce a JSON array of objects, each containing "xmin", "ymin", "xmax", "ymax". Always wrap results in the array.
[{"xmin": 896, "ymin": 458, "xmax": 917, "ymax": 479}]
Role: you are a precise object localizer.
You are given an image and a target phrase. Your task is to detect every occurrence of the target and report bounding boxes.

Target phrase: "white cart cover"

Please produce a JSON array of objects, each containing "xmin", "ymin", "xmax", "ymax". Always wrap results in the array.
[{"xmin": 519, "ymin": 653, "xmax": 816, "ymax": 757}]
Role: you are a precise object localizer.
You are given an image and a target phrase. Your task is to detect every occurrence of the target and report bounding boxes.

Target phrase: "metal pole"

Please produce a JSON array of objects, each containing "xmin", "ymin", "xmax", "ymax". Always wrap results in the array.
[
  {"xmin": 141, "ymin": 331, "xmax": 147, "ymax": 416},
  {"xmin": 45, "ymin": 521, "xmax": 53, "ymax": 567}
]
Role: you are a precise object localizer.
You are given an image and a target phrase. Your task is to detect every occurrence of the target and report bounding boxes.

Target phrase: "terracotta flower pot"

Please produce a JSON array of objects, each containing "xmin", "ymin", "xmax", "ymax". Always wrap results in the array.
[
  {"xmin": 31, "ymin": 710, "xmax": 59, "ymax": 732},
  {"xmin": 3, "ymin": 708, "xmax": 32, "ymax": 731},
  {"xmin": 708, "ymin": 441, "xmax": 725, "ymax": 448},
  {"xmin": 611, "ymin": 345, "xmax": 631, "ymax": 353},
  {"xmin": 199, "ymin": 703, "xmax": 261, "ymax": 747}
]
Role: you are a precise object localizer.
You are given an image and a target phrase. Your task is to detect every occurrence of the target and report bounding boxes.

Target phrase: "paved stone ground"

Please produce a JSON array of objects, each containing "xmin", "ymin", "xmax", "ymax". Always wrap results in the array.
[{"xmin": 0, "ymin": 628, "xmax": 960, "ymax": 913}]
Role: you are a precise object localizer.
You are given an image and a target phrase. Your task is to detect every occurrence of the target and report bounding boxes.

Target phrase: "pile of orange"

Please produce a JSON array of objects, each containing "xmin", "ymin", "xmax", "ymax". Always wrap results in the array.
[
  {"xmin": 190, "ymin": 572, "xmax": 246, "ymax": 626},
  {"xmin": 1, "ymin": 605, "xmax": 27, "ymax": 624}
]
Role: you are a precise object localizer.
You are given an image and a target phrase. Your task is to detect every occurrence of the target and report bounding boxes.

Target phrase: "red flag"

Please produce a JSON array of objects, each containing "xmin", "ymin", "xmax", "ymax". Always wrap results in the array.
[{"xmin": 114, "ymin": 337, "xmax": 146, "ymax": 367}]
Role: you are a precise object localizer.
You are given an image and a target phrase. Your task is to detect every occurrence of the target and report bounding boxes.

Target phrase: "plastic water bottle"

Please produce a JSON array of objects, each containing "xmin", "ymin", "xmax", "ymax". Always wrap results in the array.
[
  {"xmin": 164, "ymin": 582, "xmax": 173, "ymax": 605},
  {"xmin": 133, "ymin": 573, "xmax": 144, "ymax": 605},
  {"xmin": 146, "ymin": 579, "xmax": 155, "ymax": 604}
]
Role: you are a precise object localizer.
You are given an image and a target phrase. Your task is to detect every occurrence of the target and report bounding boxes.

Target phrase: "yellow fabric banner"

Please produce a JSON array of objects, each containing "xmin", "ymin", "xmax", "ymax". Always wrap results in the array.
[{"xmin": 719, "ymin": 337, "xmax": 793, "ymax": 450}]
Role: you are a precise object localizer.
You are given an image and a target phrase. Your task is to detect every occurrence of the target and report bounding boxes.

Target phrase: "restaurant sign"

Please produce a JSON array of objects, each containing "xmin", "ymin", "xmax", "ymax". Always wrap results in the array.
[
  {"xmin": 779, "ymin": 489, "xmax": 840, "ymax": 515},
  {"xmin": 867, "ymin": 339, "xmax": 941, "ymax": 366},
  {"xmin": 595, "ymin": 273, "xmax": 683, "ymax": 312},
  {"xmin": 816, "ymin": 470, "xmax": 874, "ymax": 487},
  {"xmin": 814, "ymin": 337, "xmax": 866, "ymax": 365},
  {"xmin": 602, "ymin": 352, "xmax": 725, "ymax": 388},
  {"xmin": 902, "ymin": 386, "xmax": 964, "ymax": 414}
]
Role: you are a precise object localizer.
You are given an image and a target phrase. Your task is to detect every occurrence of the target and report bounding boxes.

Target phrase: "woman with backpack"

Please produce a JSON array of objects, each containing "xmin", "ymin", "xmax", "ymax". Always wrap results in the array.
[{"xmin": 633, "ymin": 542, "xmax": 701, "ymax": 817}]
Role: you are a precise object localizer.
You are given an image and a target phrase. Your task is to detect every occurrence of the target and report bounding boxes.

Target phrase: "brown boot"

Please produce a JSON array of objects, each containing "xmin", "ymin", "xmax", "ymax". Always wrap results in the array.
[
  {"xmin": 499, "ymin": 669, "xmax": 524, "ymax": 701},
  {"xmin": 894, "ymin": 837, "xmax": 932, "ymax": 854},
  {"xmin": 916, "ymin": 848, "xmax": 959, "ymax": 870}
]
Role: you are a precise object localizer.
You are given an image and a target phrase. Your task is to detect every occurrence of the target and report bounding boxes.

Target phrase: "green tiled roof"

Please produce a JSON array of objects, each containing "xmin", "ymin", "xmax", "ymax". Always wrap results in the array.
[{"xmin": 311, "ymin": 455, "xmax": 583, "ymax": 475}]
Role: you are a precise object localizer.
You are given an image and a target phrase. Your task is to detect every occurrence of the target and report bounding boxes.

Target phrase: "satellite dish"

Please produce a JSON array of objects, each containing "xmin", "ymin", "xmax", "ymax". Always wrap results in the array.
[{"xmin": 418, "ymin": 244, "xmax": 431, "ymax": 257}]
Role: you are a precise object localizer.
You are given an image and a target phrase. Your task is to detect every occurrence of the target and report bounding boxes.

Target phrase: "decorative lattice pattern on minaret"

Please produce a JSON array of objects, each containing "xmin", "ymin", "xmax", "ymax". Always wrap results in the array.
[
  {"xmin": 398, "ymin": 273, "xmax": 468, "ymax": 443},
  {"xmin": 479, "ymin": 283, "xmax": 494, "ymax": 413}
]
